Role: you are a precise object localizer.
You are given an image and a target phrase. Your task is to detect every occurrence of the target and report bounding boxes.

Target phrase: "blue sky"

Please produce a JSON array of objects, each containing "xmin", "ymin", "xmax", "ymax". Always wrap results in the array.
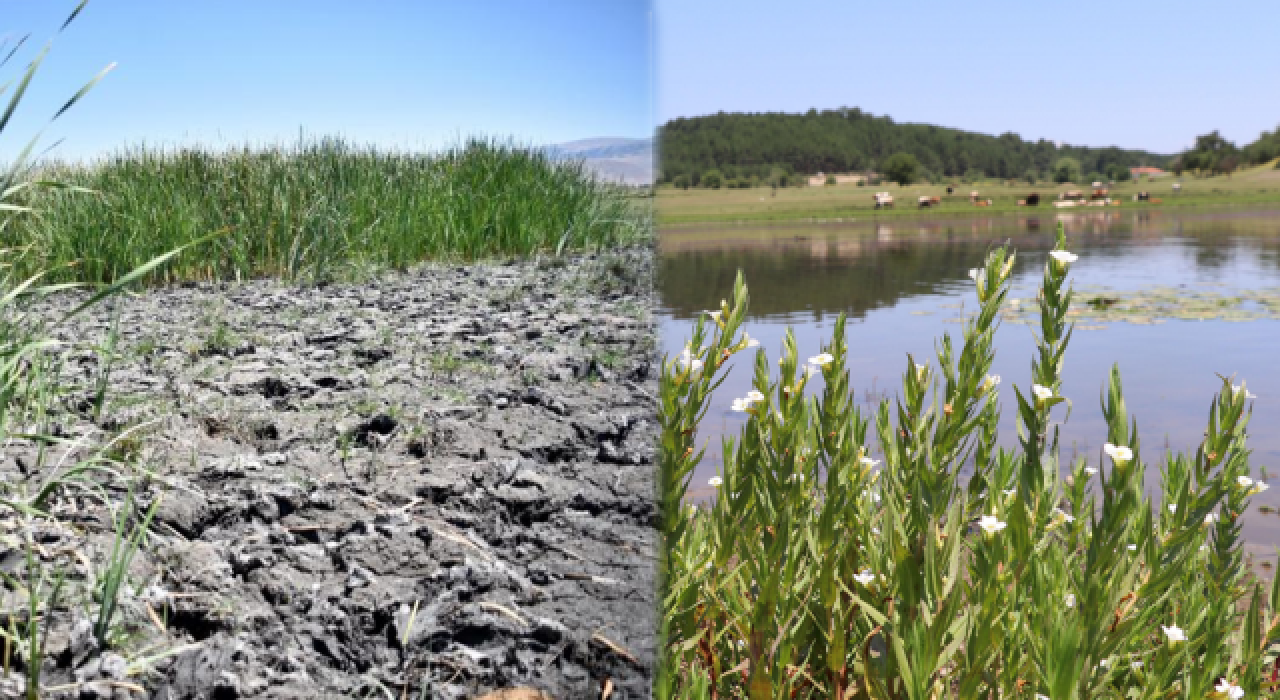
[
  {"xmin": 656, "ymin": 0, "xmax": 1280, "ymax": 154},
  {"xmin": 1, "ymin": 1, "xmax": 653, "ymax": 162}
]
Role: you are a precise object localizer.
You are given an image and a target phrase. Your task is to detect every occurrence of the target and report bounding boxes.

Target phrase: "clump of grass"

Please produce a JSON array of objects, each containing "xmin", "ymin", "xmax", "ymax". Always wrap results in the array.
[
  {"xmin": 9, "ymin": 137, "xmax": 648, "ymax": 286},
  {"xmin": 658, "ymin": 222, "xmax": 1280, "ymax": 698}
]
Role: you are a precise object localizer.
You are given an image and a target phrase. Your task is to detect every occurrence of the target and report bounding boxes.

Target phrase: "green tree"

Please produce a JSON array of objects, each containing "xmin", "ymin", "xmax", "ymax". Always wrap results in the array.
[
  {"xmin": 1052, "ymin": 156, "xmax": 1081, "ymax": 184},
  {"xmin": 1023, "ymin": 169, "xmax": 1038, "ymax": 184},
  {"xmin": 702, "ymin": 168, "xmax": 723, "ymax": 189},
  {"xmin": 824, "ymin": 174, "xmax": 837, "ymax": 186},
  {"xmin": 881, "ymin": 152, "xmax": 919, "ymax": 186},
  {"xmin": 1106, "ymin": 163, "xmax": 1131, "ymax": 182},
  {"xmin": 672, "ymin": 174, "xmax": 690, "ymax": 189},
  {"xmin": 1220, "ymin": 154, "xmax": 1240, "ymax": 177}
]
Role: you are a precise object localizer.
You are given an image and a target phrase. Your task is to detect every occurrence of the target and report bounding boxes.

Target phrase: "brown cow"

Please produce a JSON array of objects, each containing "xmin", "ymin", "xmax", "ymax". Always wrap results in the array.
[{"xmin": 917, "ymin": 195, "xmax": 941, "ymax": 208}]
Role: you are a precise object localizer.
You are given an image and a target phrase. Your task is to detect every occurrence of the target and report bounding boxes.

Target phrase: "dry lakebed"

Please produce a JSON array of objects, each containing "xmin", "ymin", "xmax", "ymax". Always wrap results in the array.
[{"xmin": 0, "ymin": 247, "xmax": 657, "ymax": 699}]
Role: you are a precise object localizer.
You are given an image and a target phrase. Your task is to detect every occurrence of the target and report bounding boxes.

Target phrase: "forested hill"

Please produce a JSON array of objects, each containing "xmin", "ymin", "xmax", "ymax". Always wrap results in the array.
[{"xmin": 657, "ymin": 108, "xmax": 1174, "ymax": 183}]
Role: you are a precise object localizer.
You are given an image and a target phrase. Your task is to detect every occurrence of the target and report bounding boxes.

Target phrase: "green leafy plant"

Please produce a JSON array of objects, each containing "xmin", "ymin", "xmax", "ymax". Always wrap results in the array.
[{"xmin": 658, "ymin": 222, "xmax": 1278, "ymax": 699}]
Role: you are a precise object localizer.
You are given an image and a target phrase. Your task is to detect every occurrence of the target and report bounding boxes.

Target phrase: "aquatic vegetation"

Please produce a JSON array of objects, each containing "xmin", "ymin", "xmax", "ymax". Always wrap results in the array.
[
  {"xmin": 7, "ymin": 137, "xmax": 649, "ymax": 286},
  {"xmin": 658, "ymin": 222, "xmax": 1280, "ymax": 698},
  {"xmin": 991, "ymin": 285, "xmax": 1280, "ymax": 328}
]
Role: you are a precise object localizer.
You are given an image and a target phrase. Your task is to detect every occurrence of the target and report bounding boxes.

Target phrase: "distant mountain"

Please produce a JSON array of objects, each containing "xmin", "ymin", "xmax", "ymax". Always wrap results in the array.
[{"xmin": 547, "ymin": 137, "xmax": 652, "ymax": 185}]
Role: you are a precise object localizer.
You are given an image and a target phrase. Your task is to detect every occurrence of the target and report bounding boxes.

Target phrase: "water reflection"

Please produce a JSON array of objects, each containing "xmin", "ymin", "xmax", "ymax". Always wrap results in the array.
[
  {"xmin": 658, "ymin": 208, "xmax": 1280, "ymax": 552},
  {"xmin": 660, "ymin": 209, "xmax": 1280, "ymax": 322}
]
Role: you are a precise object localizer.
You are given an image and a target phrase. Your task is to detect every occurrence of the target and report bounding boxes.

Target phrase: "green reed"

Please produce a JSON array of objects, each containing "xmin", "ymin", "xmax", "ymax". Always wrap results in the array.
[
  {"xmin": 658, "ymin": 221, "xmax": 1279, "ymax": 699},
  {"xmin": 0, "ymin": 4, "xmax": 213, "ymax": 692},
  {"xmin": 7, "ymin": 136, "xmax": 648, "ymax": 285}
]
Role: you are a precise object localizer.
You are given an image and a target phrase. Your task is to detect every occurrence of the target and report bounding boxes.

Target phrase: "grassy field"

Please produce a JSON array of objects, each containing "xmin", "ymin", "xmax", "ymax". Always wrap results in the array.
[
  {"xmin": 6, "ymin": 137, "xmax": 651, "ymax": 285},
  {"xmin": 657, "ymin": 159, "xmax": 1280, "ymax": 225}
]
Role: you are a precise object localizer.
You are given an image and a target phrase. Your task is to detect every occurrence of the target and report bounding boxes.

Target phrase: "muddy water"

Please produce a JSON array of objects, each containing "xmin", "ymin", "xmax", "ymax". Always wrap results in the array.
[{"xmin": 658, "ymin": 208, "xmax": 1280, "ymax": 556}]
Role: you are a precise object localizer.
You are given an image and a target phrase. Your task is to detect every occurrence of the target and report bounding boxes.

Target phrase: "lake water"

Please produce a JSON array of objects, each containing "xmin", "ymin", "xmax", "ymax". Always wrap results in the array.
[{"xmin": 658, "ymin": 208, "xmax": 1280, "ymax": 559}]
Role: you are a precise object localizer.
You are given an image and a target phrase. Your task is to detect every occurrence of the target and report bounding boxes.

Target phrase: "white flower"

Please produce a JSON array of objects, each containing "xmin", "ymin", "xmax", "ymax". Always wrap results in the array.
[
  {"xmin": 1084, "ymin": 466, "xmax": 1098, "ymax": 476},
  {"xmin": 1167, "ymin": 504, "xmax": 1177, "ymax": 514},
  {"xmin": 977, "ymin": 515, "xmax": 1007, "ymax": 535},
  {"xmin": 853, "ymin": 570, "xmax": 875, "ymax": 586},
  {"xmin": 1032, "ymin": 384, "xmax": 1054, "ymax": 401},
  {"xmin": 1131, "ymin": 661, "xmax": 1143, "ymax": 669},
  {"xmin": 1253, "ymin": 481, "xmax": 1270, "ymax": 495},
  {"xmin": 1231, "ymin": 384, "xmax": 1257, "ymax": 400},
  {"xmin": 703, "ymin": 310, "xmax": 722, "ymax": 321},
  {"xmin": 745, "ymin": 390, "xmax": 765, "ymax": 403},
  {"xmin": 1205, "ymin": 512, "xmax": 1218, "ymax": 525},
  {"xmin": 1216, "ymin": 679, "xmax": 1244, "ymax": 699},
  {"xmin": 1049, "ymin": 250, "xmax": 1079, "ymax": 265},
  {"xmin": 1104, "ymin": 443, "xmax": 1133, "ymax": 464},
  {"xmin": 1162, "ymin": 624, "xmax": 1186, "ymax": 643},
  {"xmin": 731, "ymin": 398, "xmax": 754, "ymax": 412},
  {"xmin": 742, "ymin": 332, "xmax": 760, "ymax": 348},
  {"xmin": 708, "ymin": 477, "xmax": 723, "ymax": 487},
  {"xmin": 1237, "ymin": 475, "xmax": 1254, "ymax": 488},
  {"xmin": 979, "ymin": 374, "xmax": 1001, "ymax": 393},
  {"xmin": 676, "ymin": 347, "xmax": 705, "ymax": 378},
  {"xmin": 1002, "ymin": 489, "xmax": 1016, "ymax": 497},
  {"xmin": 1099, "ymin": 659, "xmax": 1110, "ymax": 669},
  {"xmin": 1127, "ymin": 544, "xmax": 1138, "ymax": 551},
  {"xmin": 808, "ymin": 353, "xmax": 834, "ymax": 368},
  {"xmin": 969, "ymin": 268, "xmax": 982, "ymax": 280},
  {"xmin": 1065, "ymin": 593, "xmax": 1076, "ymax": 608},
  {"xmin": 1051, "ymin": 507, "xmax": 1075, "ymax": 523},
  {"xmin": 871, "ymin": 527, "xmax": 881, "ymax": 534},
  {"xmin": 871, "ymin": 491, "xmax": 881, "ymax": 503},
  {"xmin": 859, "ymin": 456, "xmax": 880, "ymax": 469},
  {"xmin": 1036, "ymin": 695, "xmax": 1049, "ymax": 700},
  {"xmin": 788, "ymin": 473, "xmax": 805, "ymax": 483}
]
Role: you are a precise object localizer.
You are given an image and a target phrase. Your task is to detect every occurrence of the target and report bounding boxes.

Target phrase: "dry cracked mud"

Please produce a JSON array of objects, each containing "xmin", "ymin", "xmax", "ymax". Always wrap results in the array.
[{"xmin": 0, "ymin": 247, "xmax": 657, "ymax": 699}]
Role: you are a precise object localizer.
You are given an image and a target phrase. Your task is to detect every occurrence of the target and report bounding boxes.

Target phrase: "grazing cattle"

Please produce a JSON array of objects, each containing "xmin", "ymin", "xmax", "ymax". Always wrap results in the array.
[
  {"xmin": 946, "ymin": 186, "xmax": 954, "ymax": 195},
  {"xmin": 1024, "ymin": 192, "xmax": 1040, "ymax": 206},
  {"xmin": 973, "ymin": 198, "xmax": 993, "ymax": 207},
  {"xmin": 969, "ymin": 190, "xmax": 981, "ymax": 203},
  {"xmin": 1091, "ymin": 188, "xmax": 1109, "ymax": 200},
  {"xmin": 1135, "ymin": 192, "xmax": 1150, "ymax": 202},
  {"xmin": 917, "ymin": 195, "xmax": 941, "ymax": 208},
  {"xmin": 873, "ymin": 192, "xmax": 894, "ymax": 209},
  {"xmin": 1060, "ymin": 190, "xmax": 1084, "ymax": 201},
  {"xmin": 1054, "ymin": 200, "xmax": 1078, "ymax": 208},
  {"xmin": 1150, "ymin": 197, "xmax": 1163, "ymax": 204},
  {"xmin": 1172, "ymin": 182, "xmax": 1182, "ymax": 194}
]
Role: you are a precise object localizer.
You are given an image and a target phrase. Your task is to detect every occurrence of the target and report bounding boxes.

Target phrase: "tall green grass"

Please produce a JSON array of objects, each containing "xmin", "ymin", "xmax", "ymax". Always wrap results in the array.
[{"xmin": 8, "ymin": 136, "xmax": 649, "ymax": 285}]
